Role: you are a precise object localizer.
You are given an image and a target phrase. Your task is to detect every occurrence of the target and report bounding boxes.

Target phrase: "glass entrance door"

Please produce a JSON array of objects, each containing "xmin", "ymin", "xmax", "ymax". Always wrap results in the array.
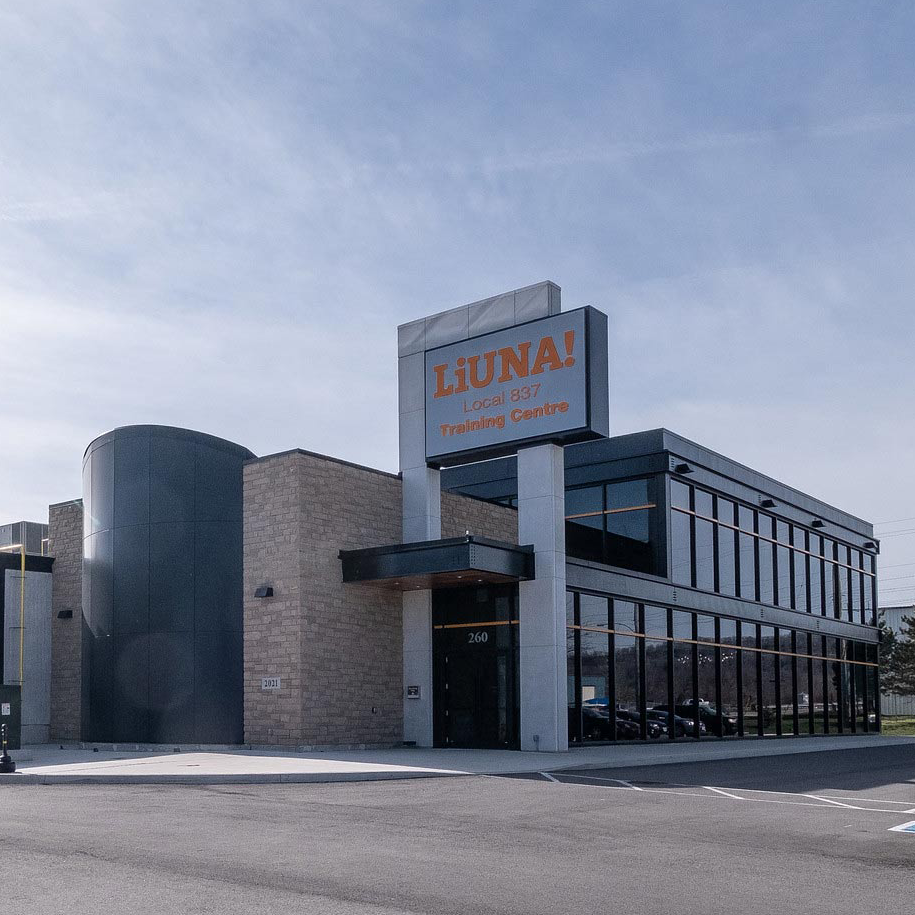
[{"xmin": 432, "ymin": 584, "xmax": 519, "ymax": 749}]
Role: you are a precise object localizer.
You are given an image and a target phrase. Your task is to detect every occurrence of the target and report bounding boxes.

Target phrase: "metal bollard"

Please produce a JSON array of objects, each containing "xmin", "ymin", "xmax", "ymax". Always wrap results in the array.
[{"xmin": 0, "ymin": 723, "xmax": 15, "ymax": 774}]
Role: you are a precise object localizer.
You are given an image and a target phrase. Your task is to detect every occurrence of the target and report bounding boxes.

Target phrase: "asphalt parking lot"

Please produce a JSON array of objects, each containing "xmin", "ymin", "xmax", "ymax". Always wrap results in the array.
[{"xmin": 2, "ymin": 744, "xmax": 914, "ymax": 915}]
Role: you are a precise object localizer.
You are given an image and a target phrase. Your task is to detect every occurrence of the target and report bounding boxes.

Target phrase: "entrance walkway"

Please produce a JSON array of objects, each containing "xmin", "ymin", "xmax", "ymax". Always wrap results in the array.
[{"xmin": 6, "ymin": 735, "xmax": 914, "ymax": 785}]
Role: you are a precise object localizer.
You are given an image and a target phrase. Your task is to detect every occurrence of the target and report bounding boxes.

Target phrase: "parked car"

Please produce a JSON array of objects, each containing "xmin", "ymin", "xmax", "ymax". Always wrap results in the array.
[
  {"xmin": 653, "ymin": 703, "xmax": 737, "ymax": 736},
  {"xmin": 645, "ymin": 708, "xmax": 706, "ymax": 737},
  {"xmin": 616, "ymin": 707, "xmax": 665, "ymax": 739},
  {"xmin": 581, "ymin": 700, "xmax": 665, "ymax": 739},
  {"xmin": 577, "ymin": 704, "xmax": 662, "ymax": 741}
]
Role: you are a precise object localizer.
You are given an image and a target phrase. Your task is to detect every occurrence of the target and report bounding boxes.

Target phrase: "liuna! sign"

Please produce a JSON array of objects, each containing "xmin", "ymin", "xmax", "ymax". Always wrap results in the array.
[{"xmin": 424, "ymin": 306, "xmax": 609, "ymax": 465}]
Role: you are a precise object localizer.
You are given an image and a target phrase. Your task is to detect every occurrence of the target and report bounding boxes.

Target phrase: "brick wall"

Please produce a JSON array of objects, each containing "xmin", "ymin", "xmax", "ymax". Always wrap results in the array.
[
  {"xmin": 243, "ymin": 451, "xmax": 517, "ymax": 748},
  {"xmin": 243, "ymin": 454, "xmax": 306, "ymax": 745},
  {"xmin": 441, "ymin": 491, "xmax": 517, "ymax": 543},
  {"xmin": 48, "ymin": 499, "xmax": 83, "ymax": 741}
]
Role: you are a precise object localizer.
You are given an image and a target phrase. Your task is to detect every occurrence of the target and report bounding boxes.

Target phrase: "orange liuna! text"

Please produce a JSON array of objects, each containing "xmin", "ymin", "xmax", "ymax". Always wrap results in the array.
[{"xmin": 432, "ymin": 330, "xmax": 575, "ymax": 399}]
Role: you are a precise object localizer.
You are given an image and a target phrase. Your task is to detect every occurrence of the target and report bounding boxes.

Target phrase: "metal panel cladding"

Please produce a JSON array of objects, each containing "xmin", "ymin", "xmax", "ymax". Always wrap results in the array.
[
  {"xmin": 424, "ymin": 307, "xmax": 609, "ymax": 466},
  {"xmin": 81, "ymin": 425, "xmax": 254, "ymax": 744}
]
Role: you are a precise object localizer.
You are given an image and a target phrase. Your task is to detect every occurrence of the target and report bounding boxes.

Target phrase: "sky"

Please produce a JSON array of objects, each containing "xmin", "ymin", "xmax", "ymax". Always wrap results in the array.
[{"xmin": 1, "ymin": 1, "xmax": 914, "ymax": 601}]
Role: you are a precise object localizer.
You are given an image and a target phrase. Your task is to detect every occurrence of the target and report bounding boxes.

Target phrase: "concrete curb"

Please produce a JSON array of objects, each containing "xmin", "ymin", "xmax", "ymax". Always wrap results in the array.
[
  {"xmin": 3, "ymin": 735, "xmax": 911, "ymax": 786},
  {"xmin": 0, "ymin": 770, "xmax": 469, "ymax": 786}
]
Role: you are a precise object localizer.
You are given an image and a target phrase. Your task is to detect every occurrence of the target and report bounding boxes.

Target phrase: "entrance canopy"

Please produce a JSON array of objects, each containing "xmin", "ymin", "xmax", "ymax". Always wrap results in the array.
[{"xmin": 339, "ymin": 536, "xmax": 534, "ymax": 591}]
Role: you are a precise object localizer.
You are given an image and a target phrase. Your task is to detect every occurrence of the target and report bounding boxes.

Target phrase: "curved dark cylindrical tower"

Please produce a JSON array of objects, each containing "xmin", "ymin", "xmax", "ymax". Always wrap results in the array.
[{"xmin": 82, "ymin": 425, "xmax": 255, "ymax": 744}]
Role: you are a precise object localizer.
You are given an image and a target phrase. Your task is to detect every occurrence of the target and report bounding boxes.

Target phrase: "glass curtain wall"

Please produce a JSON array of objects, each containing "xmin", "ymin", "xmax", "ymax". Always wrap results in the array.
[
  {"xmin": 566, "ymin": 478, "xmax": 660, "ymax": 574},
  {"xmin": 668, "ymin": 479, "xmax": 877, "ymax": 624},
  {"xmin": 566, "ymin": 591, "xmax": 879, "ymax": 744}
]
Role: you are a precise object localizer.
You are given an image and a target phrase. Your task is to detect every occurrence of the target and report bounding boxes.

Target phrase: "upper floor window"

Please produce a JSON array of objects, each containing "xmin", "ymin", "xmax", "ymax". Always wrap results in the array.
[
  {"xmin": 668, "ymin": 478, "xmax": 877, "ymax": 623},
  {"xmin": 565, "ymin": 477, "xmax": 659, "ymax": 575}
]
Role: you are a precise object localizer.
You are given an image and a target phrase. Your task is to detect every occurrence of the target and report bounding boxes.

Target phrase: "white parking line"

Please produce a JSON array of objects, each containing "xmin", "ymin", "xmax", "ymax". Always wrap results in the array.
[
  {"xmin": 803, "ymin": 795, "xmax": 861, "ymax": 809},
  {"xmin": 888, "ymin": 820, "xmax": 915, "ymax": 834},
  {"xmin": 544, "ymin": 774, "xmax": 911, "ymax": 814},
  {"xmin": 705, "ymin": 786, "xmax": 744, "ymax": 800},
  {"xmin": 540, "ymin": 772, "xmax": 560, "ymax": 783},
  {"xmin": 800, "ymin": 794, "xmax": 915, "ymax": 807}
]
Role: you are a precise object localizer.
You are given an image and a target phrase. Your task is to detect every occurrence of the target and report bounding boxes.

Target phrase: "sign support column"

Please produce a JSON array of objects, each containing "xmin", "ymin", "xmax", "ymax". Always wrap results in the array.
[
  {"xmin": 399, "ymin": 333, "xmax": 439, "ymax": 747},
  {"xmin": 517, "ymin": 443, "xmax": 568, "ymax": 752}
]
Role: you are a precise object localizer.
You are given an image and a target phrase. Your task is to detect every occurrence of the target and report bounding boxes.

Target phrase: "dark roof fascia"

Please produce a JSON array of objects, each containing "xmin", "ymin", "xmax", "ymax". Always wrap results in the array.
[
  {"xmin": 567, "ymin": 558, "xmax": 880, "ymax": 643},
  {"xmin": 339, "ymin": 536, "xmax": 531, "ymax": 561},
  {"xmin": 0, "ymin": 553, "xmax": 54, "ymax": 573},
  {"xmin": 443, "ymin": 428, "xmax": 874, "ymax": 539},
  {"xmin": 657, "ymin": 429, "xmax": 874, "ymax": 537}
]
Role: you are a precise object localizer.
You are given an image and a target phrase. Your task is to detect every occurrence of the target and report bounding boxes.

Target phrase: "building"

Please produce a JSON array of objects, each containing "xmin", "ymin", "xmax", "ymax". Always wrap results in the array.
[
  {"xmin": 1, "ymin": 520, "xmax": 53, "ymax": 744},
  {"xmin": 37, "ymin": 281, "xmax": 882, "ymax": 749},
  {"xmin": 879, "ymin": 604, "xmax": 915, "ymax": 716},
  {"xmin": 0, "ymin": 521, "xmax": 48, "ymax": 556},
  {"xmin": 443, "ymin": 430, "xmax": 880, "ymax": 744}
]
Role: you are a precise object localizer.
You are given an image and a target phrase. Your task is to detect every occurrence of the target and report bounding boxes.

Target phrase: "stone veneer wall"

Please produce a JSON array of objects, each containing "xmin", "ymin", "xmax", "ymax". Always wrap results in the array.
[
  {"xmin": 48, "ymin": 499, "xmax": 83, "ymax": 741},
  {"xmin": 441, "ymin": 491, "xmax": 517, "ymax": 543},
  {"xmin": 243, "ymin": 450, "xmax": 517, "ymax": 748}
]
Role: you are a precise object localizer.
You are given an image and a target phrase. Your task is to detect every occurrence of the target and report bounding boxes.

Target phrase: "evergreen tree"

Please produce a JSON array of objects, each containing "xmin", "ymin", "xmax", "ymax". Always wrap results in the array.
[{"xmin": 882, "ymin": 612, "xmax": 915, "ymax": 696}]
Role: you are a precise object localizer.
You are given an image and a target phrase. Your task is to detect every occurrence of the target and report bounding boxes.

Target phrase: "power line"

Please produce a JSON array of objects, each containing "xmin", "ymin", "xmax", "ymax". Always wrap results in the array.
[
  {"xmin": 879, "ymin": 586, "xmax": 915, "ymax": 593},
  {"xmin": 881, "ymin": 561, "xmax": 915, "ymax": 569},
  {"xmin": 875, "ymin": 515, "xmax": 915, "ymax": 526},
  {"xmin": 877, "ymin": 528, "xmax": 915, "ymax": 538}
]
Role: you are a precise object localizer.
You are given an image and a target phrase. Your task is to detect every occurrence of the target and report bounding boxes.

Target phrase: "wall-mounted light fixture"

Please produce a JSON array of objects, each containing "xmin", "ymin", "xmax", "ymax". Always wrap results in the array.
[
  {"xmin": 253, "ymin": 586, "xmax": 274, "ymax": 598},
  {"xmin": 673, "ymin": 462, "xmax": 693, "ymax": 475},
  {"xmin": 864, "ymin": 541, "xmax": 878, "ymax": 550},
  {"xmin": 56, "ymin": 609, "xmax": 73, "ymax": 619},
  {"xmin": 811, "ymin": 518, "xmax": 825, "ymax": 528},
  {"xmin": 759, "ymin": 498, "xmax": 776, "ymax": 509}
]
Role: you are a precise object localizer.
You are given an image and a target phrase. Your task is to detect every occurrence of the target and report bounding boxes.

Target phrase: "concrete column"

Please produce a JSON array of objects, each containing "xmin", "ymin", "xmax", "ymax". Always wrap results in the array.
[
  {"xmin": 517, "ymin": 443, "xmax": 568, "ymax": 752},
  {"xmin": 398, "ymin": 342, "xmax": 439, "ymax": 746},
  {"xmin": 397, "ymin": 282, "xmax": 562, "ymax": 748}
]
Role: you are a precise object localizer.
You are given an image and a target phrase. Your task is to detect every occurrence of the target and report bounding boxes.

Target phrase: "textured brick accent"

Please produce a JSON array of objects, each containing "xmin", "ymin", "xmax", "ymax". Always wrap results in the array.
[
  {"xmin": 48, "ymin": 499, "xmax": 83, "ymax": 741},
  {"xmin": 243, "ymin": 453, "xmax": 517, "ymax": 748},
  {"xmin": 441, "ymin": 491, "xmax": 517, "ymax": 543}
]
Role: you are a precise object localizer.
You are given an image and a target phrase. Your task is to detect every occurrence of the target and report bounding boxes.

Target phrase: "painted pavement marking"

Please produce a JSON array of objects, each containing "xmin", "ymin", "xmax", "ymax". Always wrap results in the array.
[{"xmin": 543, "ymin": 773, "xmax": 915, "ymax": 814}]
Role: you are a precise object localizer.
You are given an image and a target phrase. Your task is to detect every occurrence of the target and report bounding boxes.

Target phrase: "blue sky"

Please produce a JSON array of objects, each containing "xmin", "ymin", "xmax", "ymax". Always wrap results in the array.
[{"xmin": 2, "ymin": 2, "xmax": 914, "ymax": 599}]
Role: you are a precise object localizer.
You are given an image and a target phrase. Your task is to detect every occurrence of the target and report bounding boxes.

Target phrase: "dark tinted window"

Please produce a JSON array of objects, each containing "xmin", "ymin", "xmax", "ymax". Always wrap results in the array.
[
  {"xmin": 671, "ymin": 508, "xmax": 692, "ymax": 586},
  {"xmin": 793, "ymin": 527, "xmax": 808, "ymax": 612},
  {"xmin": 565, "ymin": 486, "xmax": 604, "ymax": 563},
  {"xmin": 613, "ymin": 601, "xmax": 640, "ymax": 717},
  {"xmin": 717, "ymin": 499, "xmax": 737, "ymax": 596},
  {"xmin": 606, "ymin": 479, "xmax": 654, "ymax": 574},
  {"xmin": 670, "ymin": 479, "xmax": 690, "ymax": 510},
  {"xmin": 695, "ymin": 516, "xmax": 715, "ymax": 591},
  {"xmin": 695, "ymin": 489, "xmax": 713, "ymax": 517},
  {"xmin": 758, "ymin": 516, "xmax": 774, "ymax": 605}
]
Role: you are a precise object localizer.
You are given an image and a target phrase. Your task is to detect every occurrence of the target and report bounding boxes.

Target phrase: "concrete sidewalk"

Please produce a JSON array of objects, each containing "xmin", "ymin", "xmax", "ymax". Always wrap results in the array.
[{"xmin": 4, "ymin": 734, "xmax": 914, "ymax": 785}]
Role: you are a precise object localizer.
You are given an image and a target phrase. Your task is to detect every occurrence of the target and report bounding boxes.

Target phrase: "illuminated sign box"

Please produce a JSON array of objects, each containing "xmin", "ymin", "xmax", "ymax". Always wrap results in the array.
[{"xmin": 424, "ymin": 306, "xmax": 609, "ymax": 466}]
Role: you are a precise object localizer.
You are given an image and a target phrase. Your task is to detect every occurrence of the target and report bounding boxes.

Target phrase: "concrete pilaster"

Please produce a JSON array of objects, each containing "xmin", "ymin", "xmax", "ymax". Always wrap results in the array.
[
  {"xmin": 397, "ymin": 281, "xmax": 562, "ymax": 749},
  {"xmin": 517, "ymin": 443, "xmax": 568, "ymax": 752}
]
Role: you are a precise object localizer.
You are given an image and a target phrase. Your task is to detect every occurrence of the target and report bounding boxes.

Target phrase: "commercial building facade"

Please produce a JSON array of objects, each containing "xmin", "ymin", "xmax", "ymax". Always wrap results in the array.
[
  {"xmin": 443, "ymin": 430, "xmax": 880, "ymax": 744},
  {"xmin": 21, "ymin": 282, "xmax": 886, "ymax": 749}
]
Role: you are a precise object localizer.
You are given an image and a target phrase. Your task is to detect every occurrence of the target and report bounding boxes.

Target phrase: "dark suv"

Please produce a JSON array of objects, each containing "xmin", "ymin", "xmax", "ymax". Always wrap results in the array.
[
  {"xmin": 645, "ymin": 708, "xmax": 706, "ymax": 737},
  {"xmin": 653, "ymin": 703, "xmax": 737, "ymax": 736}
]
